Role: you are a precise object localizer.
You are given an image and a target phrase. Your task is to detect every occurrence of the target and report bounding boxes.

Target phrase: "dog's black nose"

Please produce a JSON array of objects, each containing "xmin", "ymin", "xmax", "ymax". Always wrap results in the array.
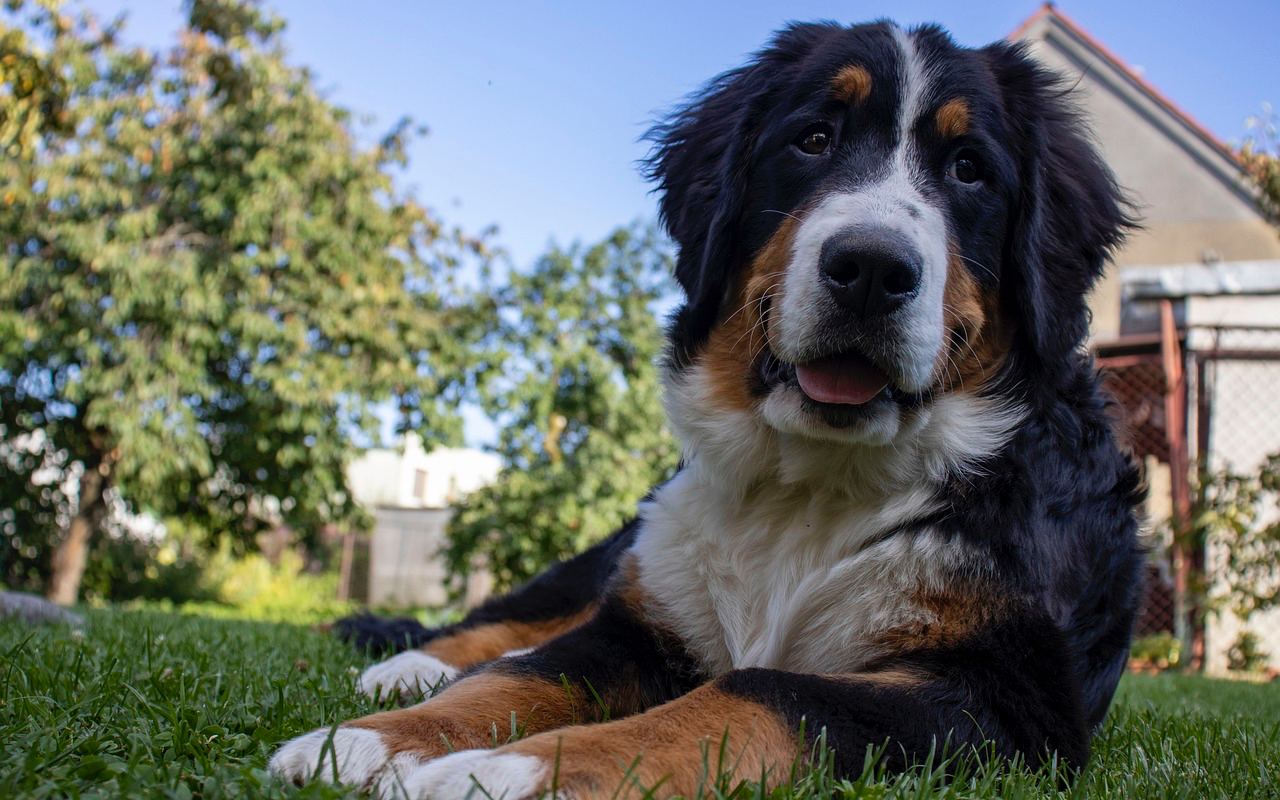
[{"xmin": 818, "ymin": 228, "xmax": 922, "ymax": 317}]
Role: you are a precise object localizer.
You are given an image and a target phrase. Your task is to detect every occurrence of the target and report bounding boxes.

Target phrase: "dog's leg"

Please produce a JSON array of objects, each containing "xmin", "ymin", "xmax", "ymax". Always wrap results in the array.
[
  {"xmin": 271, "ymin": 571, "xmax": 704, "ymax": 790},
  {"xmin": 353, "ymin": 519, "xmax": 642, "ymax": 700},
  {"xmin": 391, "ymin": 618, "xmax": 1090, "ymax": 799},
  {"xmin": 355, "ymin": 605, "xmax": 596, "ymax": 702}
]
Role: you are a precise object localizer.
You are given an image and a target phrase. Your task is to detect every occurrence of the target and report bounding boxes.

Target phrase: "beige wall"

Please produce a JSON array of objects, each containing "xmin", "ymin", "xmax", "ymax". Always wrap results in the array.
[{"xmin": 1015, "ymin": 18, "xmax": 1280, "ymax": 339}]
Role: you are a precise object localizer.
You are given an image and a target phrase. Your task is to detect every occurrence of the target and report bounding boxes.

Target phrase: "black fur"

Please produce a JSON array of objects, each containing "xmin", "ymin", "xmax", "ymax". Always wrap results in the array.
[
  {"xmin": 494, "ymin": 585, "xmax": 707, "ymax": 718},
  {"xmin": 333, "ymin": 612, "xmax": 440, "ymax": 655},
  {"xmin": 719, "ymin": 603, "xmax": 1091, "ymax": 775}
]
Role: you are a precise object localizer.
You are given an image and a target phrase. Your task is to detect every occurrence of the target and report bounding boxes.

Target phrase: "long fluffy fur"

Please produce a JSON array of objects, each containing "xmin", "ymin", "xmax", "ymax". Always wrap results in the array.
[{"xmin": 288, "ymin": 22, "xmax": 1144, "ymax": 799}]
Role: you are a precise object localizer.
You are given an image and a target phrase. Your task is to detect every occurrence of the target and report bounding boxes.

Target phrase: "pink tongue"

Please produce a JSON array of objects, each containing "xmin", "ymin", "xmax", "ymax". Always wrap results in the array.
[{"xmin": 795, "ymin": 353, "xmax": 890, "ymax": 406}]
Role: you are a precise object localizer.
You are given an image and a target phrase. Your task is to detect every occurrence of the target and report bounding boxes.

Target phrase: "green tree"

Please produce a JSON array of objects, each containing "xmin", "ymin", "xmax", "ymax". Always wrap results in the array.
[
  {"xmin": 445, "ymin": 226, "xmax": 679, "ymax": 591},
  {"xmin": 0, "ymin": 0, "xmax": 485, "ymax": 603},
  {"xmin": 1240, "ymin": 105, "xmax": 1279, "ymax": 225}
]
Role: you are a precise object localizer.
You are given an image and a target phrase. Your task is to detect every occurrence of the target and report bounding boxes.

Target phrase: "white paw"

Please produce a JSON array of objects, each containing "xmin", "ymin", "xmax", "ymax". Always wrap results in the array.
[
  {"xmin": 268, "ymin": 727, "xmax": 390, "ymax": 787},
  {"xmin": 360, "ymin": 650, "xmax": 458, "ymax": 701},
  {"xmin": 377, "ymin": 749, "xmax": 551, "ymax": 800}
]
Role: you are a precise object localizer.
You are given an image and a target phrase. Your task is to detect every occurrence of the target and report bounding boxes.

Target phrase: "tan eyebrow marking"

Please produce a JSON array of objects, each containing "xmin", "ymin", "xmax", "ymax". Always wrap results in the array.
[
  {"xmin": 936, "ymin": 98, "xmax": 971, "ymax": 138},
  {"xmin": 831, "ymin": 65, "xmax": 872, "ymax": 104}
]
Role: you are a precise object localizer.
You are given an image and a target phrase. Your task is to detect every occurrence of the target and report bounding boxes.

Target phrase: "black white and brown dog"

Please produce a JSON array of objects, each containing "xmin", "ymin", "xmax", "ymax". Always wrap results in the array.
[{"xmin": 271, "ymin": 20, "xmax": 1144, "ymax": 799}]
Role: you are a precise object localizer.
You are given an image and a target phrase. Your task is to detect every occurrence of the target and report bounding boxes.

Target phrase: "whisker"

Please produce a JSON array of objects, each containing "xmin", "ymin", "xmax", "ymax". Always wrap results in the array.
[
  {"xmin": 720, "ymin": 270, "xmax": 788, "ymax": 328},
  {"xmin": 720, "ymin": 277, "xmax": 782, "ymax": 328},
  {"xmin": 762, "ymin": 208, "xmax": 808, "ymax": 224},
  {"xmin": 730, "ymin": 309, "xmax": 770, "ymax": 353},
  {"xmin": 728, "ymin": 285, "xmax": 782, "ymax": 352},
  {"xmin": 941, "ymin": 303, "xmax": 986, "ymax": 383},
  {"xmin": 948, "ymin": 250, "xmax": 998, "ymax": 282},
  {"xmin": 743, "ymin": 299, "xmax": 782, "ymax": 361},
  {"xmin": 941, "ymin": 350, "xmax": 963, "ymax": 391}
]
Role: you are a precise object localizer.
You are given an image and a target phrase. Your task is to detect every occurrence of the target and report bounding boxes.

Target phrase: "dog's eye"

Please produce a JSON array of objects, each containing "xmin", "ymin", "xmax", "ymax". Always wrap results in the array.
[
  {"xmin": 794, "ymin": 124, "xmax": 833, "ymax": 156},
  {"xmin": 948, "ymin": 150, "xmax": 984, "ymax": 184}
]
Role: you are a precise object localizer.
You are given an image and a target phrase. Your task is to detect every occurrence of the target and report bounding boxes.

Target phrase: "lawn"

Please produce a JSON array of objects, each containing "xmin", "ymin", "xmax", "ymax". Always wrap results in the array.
[{"xmin": 1, "ymin": 609, "xmax": 1276, "ymax": 799}]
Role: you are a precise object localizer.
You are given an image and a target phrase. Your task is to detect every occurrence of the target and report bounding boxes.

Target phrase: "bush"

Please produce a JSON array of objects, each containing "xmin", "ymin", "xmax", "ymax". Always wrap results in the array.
[
  {"xmin": 139, "ymin": 545, "xmax": 353, "ymax": 624},
  {"xmin": 1226, "ymin": 631, "xmax": 1271, "ymax": 673},
  {"xmin": 79, "ymin": 533, "xmax": 211, "ymax": 606},
  {"xmin": 1130, "ymin": 632, "xmax": 1182, "ymax": 672},
  {"xmin": 66, "ymin": 526, "xmax": 353, "ymax": 623},
  {"xmin": 1187, "ymin": 453, "xmax": 1280, "ymax": 620}
]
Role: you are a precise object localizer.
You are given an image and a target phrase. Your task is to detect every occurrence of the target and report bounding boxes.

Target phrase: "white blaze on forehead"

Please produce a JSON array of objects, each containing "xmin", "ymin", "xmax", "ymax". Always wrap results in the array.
[{"xmin": 892, "ymin": 25, "xmax": 933, "ymax": 169}]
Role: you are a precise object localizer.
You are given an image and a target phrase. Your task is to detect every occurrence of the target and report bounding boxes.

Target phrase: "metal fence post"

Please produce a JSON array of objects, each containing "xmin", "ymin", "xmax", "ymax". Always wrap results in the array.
[{"xmin": 1160, "ymin": 300, "xmax": 1200, "ymax": 669}]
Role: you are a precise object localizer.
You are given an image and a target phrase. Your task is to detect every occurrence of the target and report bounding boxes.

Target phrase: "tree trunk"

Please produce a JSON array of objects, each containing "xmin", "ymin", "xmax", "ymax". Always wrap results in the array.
[{"xmin": 46, "ymin": 457, "xmax": 110, "ymax": 606}]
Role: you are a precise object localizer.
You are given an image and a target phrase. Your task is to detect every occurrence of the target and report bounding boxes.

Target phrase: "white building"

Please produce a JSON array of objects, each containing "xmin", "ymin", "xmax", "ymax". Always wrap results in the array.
[
  {"xmin": 347, "ymin": 434, "xmax": 500, "ymax": 511},
  {"xmin": 344, "ymin": 435, "xmax": 500, "ymax": 608}
]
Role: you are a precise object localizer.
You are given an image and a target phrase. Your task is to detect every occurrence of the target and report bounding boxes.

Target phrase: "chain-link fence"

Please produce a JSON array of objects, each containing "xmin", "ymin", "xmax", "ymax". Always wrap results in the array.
[{"xmin": 1098, "ymin": 317, "xmax": 1280, "ymax": 675}]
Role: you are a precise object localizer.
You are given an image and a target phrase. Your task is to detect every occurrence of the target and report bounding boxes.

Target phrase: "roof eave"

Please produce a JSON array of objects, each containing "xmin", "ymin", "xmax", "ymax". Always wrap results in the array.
[{"xmin": 1008, "ymin": 3, "xmax": 1239, "ymax": 166}]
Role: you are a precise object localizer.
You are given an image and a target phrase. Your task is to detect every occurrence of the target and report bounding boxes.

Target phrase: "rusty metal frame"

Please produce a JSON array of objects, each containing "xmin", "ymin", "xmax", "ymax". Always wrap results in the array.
[{"xmin": 1159, "ymin": 299, "xmax": 1203, "ymax": 668}]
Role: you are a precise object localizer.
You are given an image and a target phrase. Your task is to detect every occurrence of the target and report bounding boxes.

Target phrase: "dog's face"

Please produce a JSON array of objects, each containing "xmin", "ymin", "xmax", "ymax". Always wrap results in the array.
[{"xmin": 651, "ymin": 22, "xmax": 1128, "ymax": 450}]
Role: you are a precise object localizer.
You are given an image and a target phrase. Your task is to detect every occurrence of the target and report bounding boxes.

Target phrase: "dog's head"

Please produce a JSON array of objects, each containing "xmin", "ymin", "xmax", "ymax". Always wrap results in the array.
[{"xmin": 649, "ymin": 22, "xmax": 1131, "ymax": 455}]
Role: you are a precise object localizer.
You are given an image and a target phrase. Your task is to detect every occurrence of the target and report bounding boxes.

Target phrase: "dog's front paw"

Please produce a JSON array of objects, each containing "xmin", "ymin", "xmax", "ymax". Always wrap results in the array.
[
  {"xmin": 359, "ymin": 650, "xmax": 458, "ymax": 701},
  {"xmin": 268, "ymin": 726, "xmax": 391, "ymax": 787},
  {"xmin": 377, "ymin": 748, "xmax": 553, "ymax": 800}
]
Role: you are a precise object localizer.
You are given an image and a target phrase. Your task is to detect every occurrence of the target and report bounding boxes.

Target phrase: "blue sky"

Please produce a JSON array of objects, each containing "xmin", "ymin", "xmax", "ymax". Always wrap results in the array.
[
  {"xmin": 78, "ymin": 1, "xmax": 1280, "ymax": 446},
  {"xmin": 89, "ymin": 1, "xmax": 1278, "ymax": 268}
]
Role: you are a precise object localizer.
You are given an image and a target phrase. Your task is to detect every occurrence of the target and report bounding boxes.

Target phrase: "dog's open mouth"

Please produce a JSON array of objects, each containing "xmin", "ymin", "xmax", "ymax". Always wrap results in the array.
[
  {"xmin": 794, "ymin": 351, "xmax": 890, "ymax": 406},
  {"xmin": 758, "ymin": 349, "xmax": 928, "ymax": 427}
]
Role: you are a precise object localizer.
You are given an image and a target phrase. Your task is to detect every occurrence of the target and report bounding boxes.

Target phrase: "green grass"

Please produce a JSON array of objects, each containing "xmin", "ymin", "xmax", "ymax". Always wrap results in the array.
[{"xmin": 1, "ymin": 609, "xmax": 1276, "ymax": 798}]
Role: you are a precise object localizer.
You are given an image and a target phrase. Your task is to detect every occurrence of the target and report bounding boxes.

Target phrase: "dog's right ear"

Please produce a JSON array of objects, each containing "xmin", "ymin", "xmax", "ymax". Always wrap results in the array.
[
  {"xmin": 646, "ymin": 23, "xmax": 835, "ymax": 348},
  {"xmin": 985, "ymin": 42, "xmax": 1135, "ymax": 372}
]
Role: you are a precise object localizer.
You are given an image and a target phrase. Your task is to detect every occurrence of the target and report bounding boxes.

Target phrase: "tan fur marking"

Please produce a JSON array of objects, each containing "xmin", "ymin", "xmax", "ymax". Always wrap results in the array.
[
  {"xmin": 851, "ymin": 667, "xmax": 929, "ymax": 690},
  {"xmin": 877, "ymin": 586, "xmax": 1006, "ymax": 655},
  {"xmin": 831, "ymin": 64, "xmax": 873, "ymax": 104},
  {"xmin": 698, "ymin": 218, "xmax": 797, "ymax": 411},
  {"xmin": 504, "ymin": 684, "xmax": 800, "ymax": 798},
  {"xmin": 421, "ymin": 605, "xmax": 597, "ymax": 667},
  {"xmin": 936, "ymin": 251, "xmax": 1009, "ymax": 392},
  {"xmin": 348, "ymin": 674, "xmax": 581, "ymax": 756},
  {"xmin": 935, "ymin": 98, "xmax": 970, "ymax": 138},
  {"xmin": 611, "ymin": 555, "xmax": 650, "ymax": 617}
]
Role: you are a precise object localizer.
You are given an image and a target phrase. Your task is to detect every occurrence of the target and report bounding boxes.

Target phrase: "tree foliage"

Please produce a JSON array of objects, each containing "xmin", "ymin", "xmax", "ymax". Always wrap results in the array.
[
  {"xmin": 445, "ymin": 226, "xmax": 679, "ymax": 591},
  {"xmin": 1240, "ymin": 105, "xmax": 1279, "ymax": 226},
  {"xmin": 0, "ymin": 0, "xmax": 486, "ymax": 602}
]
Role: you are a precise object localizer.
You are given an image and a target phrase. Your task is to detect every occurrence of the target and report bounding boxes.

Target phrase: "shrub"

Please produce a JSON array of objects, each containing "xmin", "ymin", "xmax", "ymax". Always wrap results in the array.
[
  {"xmin": 177, "ymin": 545, "xmax": 353, "ymax": 623},
  {"xmin": 1130, "ymin": 632, "xmax": 1182, "ymax": 672},
  {"xmin": 1226, "ymin": 631, "xmax": 1271, "ymax": 673}
]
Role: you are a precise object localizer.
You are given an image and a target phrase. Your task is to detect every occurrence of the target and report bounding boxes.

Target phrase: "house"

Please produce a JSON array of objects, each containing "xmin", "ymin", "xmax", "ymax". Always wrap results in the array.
[
  {"xmin": 1013, "ymin": 5, "xmax": 1280, "ymax": 672},
  {"xmin": 1012, "ymin": 4, "xmax": 1280, "ymax": 338},
  {"xmin": 347, "ymin": 434, "xmax": 500, "ymax": 511},
  {"xmin": 343, "ymin": 434, "xmax": 500, "ymax": 608}
]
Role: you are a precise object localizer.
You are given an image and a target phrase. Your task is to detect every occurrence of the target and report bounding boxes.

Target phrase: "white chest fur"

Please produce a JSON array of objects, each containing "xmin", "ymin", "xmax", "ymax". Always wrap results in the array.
[
  {"xmin": 632, "ymin": 468, "xmax": 970, "ymax": 676},
  {"xmin": 645, "ymin": 367, "xmax": 1022, "ymax": 676}
]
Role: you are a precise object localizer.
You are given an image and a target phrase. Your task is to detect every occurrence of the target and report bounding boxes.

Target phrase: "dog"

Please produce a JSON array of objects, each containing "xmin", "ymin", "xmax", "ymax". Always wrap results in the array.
[{"xmin": 271, "ymin": 20, "xmax": 1143, "ymax": 798}]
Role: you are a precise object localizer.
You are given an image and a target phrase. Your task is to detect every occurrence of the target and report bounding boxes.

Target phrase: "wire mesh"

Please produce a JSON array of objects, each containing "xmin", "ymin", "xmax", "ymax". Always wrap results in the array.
[{"xmin": 1100, "ymin": 328, "xmax": 1280, "ymax": 671}]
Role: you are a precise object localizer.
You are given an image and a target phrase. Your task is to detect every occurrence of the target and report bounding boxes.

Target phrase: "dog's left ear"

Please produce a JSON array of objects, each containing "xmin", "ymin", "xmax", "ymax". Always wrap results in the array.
[
  {"xmin": 646, "ymin": 23, "xmax": 837, "ymax": 348},
  {"xmin": 985, "ymin": 42, "xmax": 1136, "ymax": 370}
]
